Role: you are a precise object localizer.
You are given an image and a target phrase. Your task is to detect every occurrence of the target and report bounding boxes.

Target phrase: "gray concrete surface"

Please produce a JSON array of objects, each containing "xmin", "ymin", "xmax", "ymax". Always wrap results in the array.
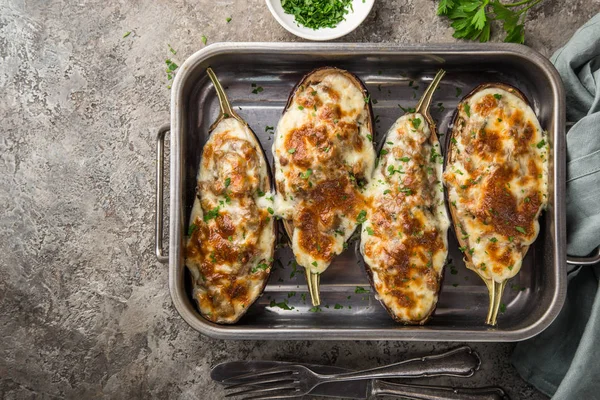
[{"xmin": 1, "ymin": 0, "xmax": 597, "ymax": 398}]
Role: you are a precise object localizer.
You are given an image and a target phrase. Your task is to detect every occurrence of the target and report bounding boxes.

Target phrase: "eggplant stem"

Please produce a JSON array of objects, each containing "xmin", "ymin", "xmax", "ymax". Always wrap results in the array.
[
  {"xmin": 415, "ymin": 69, "xmax": 446, "ymax": 126},
  {"xmin": 206, "ymin": 67, "xmax": 237, "ymax": 124},
  {"xmin": 305, "ymin": 269, "xmax": 321, "ymax": 306},
  {"xmin": 485, "ymin": 280, "xmax": 507, "ymax": 326}
]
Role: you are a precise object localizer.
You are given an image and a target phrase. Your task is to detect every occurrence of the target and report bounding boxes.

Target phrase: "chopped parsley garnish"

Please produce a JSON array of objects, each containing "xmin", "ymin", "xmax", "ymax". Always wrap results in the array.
[
  {"xmin": 201, "ymin": 35, "xmax": 207, "ymax": 45},
  {"xmin": 364, "ymin": 95, "xmax": 370, "ymax": 104},
  {"xmin": 257, "ymin": 189, "xmax": 265, "ymax": 197},
  {"xmin": 399, "ymin": 156, "xmax": 410, "ymax": 162},
  {"xmin": 267, "ymin": 207, "xmax": 274, "ymax": 215},
  {"xmin": 508, "ymin": 264, "xmax": 514, "ymax": 270},
  {"xmin": 123, "ymin": 31, "xmax": 131, "ymax": 38},
  {"xmin": 536, "ymin": 139, "xmax": 546, "ymax": 149},
  {"xmin": 265, "ymin": 125, "xmax": 274, "ymax": 132},
  {"xmin": 290, "ymin": 262, "xmax": 299, "ymax": 278},
  {"xmin": 456, "ymin": 87, "xmax": 462, "ymax": 97},
  {"xmin": 288, "ymin": 148, "xmax": 296, "ymax": 154},
  {"xmin": 302, "ymin": 168, "xmax": 313, "ymax": 179},
  {"xmin": 499, "ymin": 303, "xmax": 507, "ymax": 313},
  {"xmin": 525, "ymin": 197, "xmax": 531, "ymax": 203},
  {"xmin": 383, "ymin": 189, "xmax": 391, "ymax": 195},
  {"xmin": 356, "ymin": 210, "xmax": 367, "ymax": 224},
  {"xmin": 451, "ymin": 137, "xmax": 458, "ymax": 144},
  {"xmin": 515, "ymin": 226, "xmax": 526, "ymax": 234},
  {"xmin": 188, "ymin": 224, "xmax": 198, "ymax": 235},
  {"xmin": 226, "ymin": 17, "xmax": 232, "ymax": 23},
  {"xmin": 309, "ymin": 306, "xmax": 322, "ymax": 312},
  {"xmin": 366, "ymin": 227, "xmax": 375, "ymax": 236},
  {"xmin": 251, "ymin": 263, "xmax": 270, "ymax": 273},
  {"xmin": 251, "ymin": 85, "xmax": 264, "ymax": 94},
  {"xmin": 489, "ymin": 237, "xmax": 498, "ymax": 243},
  {"xmin": 281, "ymin": 0, "xmax": 354, "ymax": 30},
  {"xmin": 270, "ymin": 299, "xmax": 293, "ymax": 310},
  {"xmin": 464, "ymin": 103, "xmax": 471, "ymax": 117},
  {"xmin": 355, "ymin": 286, "xmax": 369, "ymax": 294},
  {"xmin": 311, "ymin": 261, "xmax": 318, "ymax": 267},
  {"xmin": 380, "ymin": 149, "xmax": 389, "ymax": 156},
  {"xmin": 494, "ymin": 93, "xmax": 502, "ymax": 100},
  {"xmin": 334, "ymin": 303, "xmax": 344, "ymax": 309},
  {"xmin": 228, "ymin": 235, "xmax": 233, "ymax": 242},
  {"xmin": 203, "ymin": 206, "xmax": 220, "ymax": 222},
  {"xmin": 508, "ymin": 236, "xmax": 514, "ymax": 242},
  {"xmin": 165, "ymin": 59, "xmax": 178, "ymax": 72},
  {"xmin": 366, "ymin": 134, "xmax": 373, "ymax": 141},
  {"xmin": 412, "ymin": 118, "xmax": 422, "ymax": 129},
  {"xmin": 399, "ymin": 187, "xmax": 413, "ymax": 195},
  {"xmin": 224, "ymin": 177, "xmax": 231, "ymax": 187},
  {"xmin": 398, "ymin": 104, "xmax": 416, "ymax": 113},
  {"xmin": 298, "ymin": 105, "xmax": 304, "ymax": 110}
]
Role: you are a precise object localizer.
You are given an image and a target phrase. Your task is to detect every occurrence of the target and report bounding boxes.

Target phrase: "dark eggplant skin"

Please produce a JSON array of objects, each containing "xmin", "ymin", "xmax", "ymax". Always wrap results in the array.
[
  {"xmin": 444, "ymin": 82, "xmax": 530, "ymax": 270},
  {"xmin": 275, "ymin": 67, "xmax": 376, "ymax": 306}
]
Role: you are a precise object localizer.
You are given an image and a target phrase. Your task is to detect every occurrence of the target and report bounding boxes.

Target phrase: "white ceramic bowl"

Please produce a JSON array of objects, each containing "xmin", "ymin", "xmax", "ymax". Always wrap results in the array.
[{"xmin": 266, "ymin": 0, "xmax": 375, "ymax": 41}]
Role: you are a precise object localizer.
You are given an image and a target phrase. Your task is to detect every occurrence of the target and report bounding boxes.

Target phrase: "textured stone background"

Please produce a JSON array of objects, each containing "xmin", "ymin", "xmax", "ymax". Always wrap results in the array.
[{"xmin": 1, "ymin": 0, "xmax": 598, "ymax": 399}]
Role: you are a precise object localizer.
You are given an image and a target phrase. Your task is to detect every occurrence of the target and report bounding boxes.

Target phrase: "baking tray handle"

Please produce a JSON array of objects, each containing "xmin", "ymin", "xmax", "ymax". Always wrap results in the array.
[
  {"xmin": 567, "ymin": 247, "xmax": 600, "ymax": 266},
  {"xmin": 155, "ymin": 124, "xmax": 170, "ymax": 264}
]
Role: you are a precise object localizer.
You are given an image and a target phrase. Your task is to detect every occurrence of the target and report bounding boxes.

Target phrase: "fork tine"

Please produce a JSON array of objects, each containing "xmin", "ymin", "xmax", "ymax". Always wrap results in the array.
[
  {"xmin": 225, "ymin": 383, "xmax": 297, "ymax": 398},
  {"xmin": 224, "ymin": 376, "xmax": 295, "ymax": 390},
  {"xmin": 222, "ymin": 368, "xmax": 293, "ymax": 385},
  {"xmin": 240, "ymin": 387, "xmax": 301, "ymax": 400}
]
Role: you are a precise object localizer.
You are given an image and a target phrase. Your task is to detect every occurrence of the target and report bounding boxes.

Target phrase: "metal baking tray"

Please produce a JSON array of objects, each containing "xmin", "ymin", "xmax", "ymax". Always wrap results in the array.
[{"xmin": 155, "ymin": 43, "xmax": 568, "ymax": 341}]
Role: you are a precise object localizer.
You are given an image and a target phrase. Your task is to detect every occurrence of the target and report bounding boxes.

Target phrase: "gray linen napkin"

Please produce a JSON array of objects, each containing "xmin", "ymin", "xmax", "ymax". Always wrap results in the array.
[{"xmin": 511, "ymin": 13, "xmax": 600, "ymax": 399}]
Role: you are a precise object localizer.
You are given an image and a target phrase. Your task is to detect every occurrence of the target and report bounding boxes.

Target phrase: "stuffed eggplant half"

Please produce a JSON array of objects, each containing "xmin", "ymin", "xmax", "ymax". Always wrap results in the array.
[
  {"xmin": 273, "ymin": 67, "xmax": 376, "ymax": 306},
  {"xmin": 360, "ymin": 70, "xmax": 450, "ymax": 324},
  {"xmin": 444, "ymin": 83, "xmax": 548, "ymax": 326},
  {"xmin": 185, "ymin": 68, "xmax": 276, "ymax": 324}
]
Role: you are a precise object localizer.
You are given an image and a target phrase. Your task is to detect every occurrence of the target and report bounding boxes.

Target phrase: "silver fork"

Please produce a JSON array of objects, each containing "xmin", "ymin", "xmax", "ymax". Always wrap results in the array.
[{"xmin": 223, "ymin": 345, "xmax": 481, "ymax": 399}]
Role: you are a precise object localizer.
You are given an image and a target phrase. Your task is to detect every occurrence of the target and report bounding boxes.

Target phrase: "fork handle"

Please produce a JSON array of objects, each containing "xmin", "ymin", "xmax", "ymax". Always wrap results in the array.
[
  {"xmin": 325, "ymin": 346, "xmax": 480, "ymax": 381},
  {"xmin": 370, "ymin": 380, "xmax": 510, "ymax": 400}
]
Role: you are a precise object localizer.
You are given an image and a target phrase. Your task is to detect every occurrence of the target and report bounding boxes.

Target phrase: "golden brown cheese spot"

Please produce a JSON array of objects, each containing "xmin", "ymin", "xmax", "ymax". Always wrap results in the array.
[
  {"xmin": 296, "ymin": 208, "xmax": 335, "ymax": 262},
  {"xmin": 319, "ymin": 104, "xmax": 342, "ymax": 121},
  {"xmin": 284, "ymin": 123, "xmax": 328, "ymax": 168},
  {"xmin": 474, "ymin": 94, "xmax": 498, "ymax": 116},
  {"xmin": 321, "ymin": 84, "xmax": 340, "ymax": 102},
  {"xmin": 477, "ymin": 165, "xmax": 540, "ymax": 238},
  {"xmin": 475, "ymin": 129, "xmax": 501, "ymax": 158},
  {"xmin": 295, "ymin": 176, "xmax": 362, "ymax": 261}
]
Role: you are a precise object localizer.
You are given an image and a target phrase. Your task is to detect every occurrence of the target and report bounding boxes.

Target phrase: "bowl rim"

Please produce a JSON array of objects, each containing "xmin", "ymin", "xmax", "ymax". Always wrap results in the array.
[{"xmin": 264, "ymin": 0, "xmax": 375, "ymax": 41}]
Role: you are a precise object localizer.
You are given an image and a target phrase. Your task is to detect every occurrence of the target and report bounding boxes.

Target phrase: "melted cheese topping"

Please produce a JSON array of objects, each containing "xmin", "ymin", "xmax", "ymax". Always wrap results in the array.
[
  {"xmin": 185, "ymin": 118, "xmax": 275, "ymax": 324},
  {"xmin": 444, "ymin": 88, "xmax": 548, "ymax": 282},
  {"xmin": 360, "ymin": 113, "xmax": 449, "ymax": 323},
  {"xmin": 273, "ymin": 72, "xmax": 376, "ymax": 274}
]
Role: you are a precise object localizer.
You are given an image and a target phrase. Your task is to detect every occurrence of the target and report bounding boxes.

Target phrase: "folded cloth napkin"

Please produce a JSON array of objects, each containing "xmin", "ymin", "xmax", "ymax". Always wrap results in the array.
[{"xmin": 512, "ymin": 13, "xmax": 600, "ymax": 399}]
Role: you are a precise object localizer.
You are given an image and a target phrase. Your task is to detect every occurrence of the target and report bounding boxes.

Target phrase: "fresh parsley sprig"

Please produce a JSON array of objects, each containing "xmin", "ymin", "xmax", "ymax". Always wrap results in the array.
[{"xmin": 437, "ymin": 0, "xmax": 543, "ymax": 44}]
